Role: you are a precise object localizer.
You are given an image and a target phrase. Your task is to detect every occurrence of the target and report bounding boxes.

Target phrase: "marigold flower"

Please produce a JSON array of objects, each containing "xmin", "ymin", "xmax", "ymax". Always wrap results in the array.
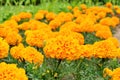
[
  {"xmin": 116, "ymin": 8, "xmax": 120, "ymax": 14},
  {"xmin": 46, "ymin": 12, "xmax": 56, "ymax": 21},
  {"xmin": 18, "ymin": 12, "xmax": 32, "ymax": 19},
  {"xmin": 18, "ymin": 22, "xmax": 31, "ymax": 30},
  {"xmin": 60, "ymin": 22, "xmax": 81, "ymax": 32},
  {"xmin": 0, "ymin": 62, "xmax": 28, "ymax": 80},
  {"xmin": 59, "ymin": 30, "xmax": 84, "ymax": 45},
  {"xmin": 25, "ymin": 29, "xmax": 52, "ymax": 48},
  {"xmin": 34, "ymin": 12, "xmax": 44, "ymax": 20},
  {"xmin": 5, "ymin": 31, "xmax": 22, "ymax": 45},
  {"xmin": 103, "ymin": 67, "xmax": 120, "ymax": 80},
  {"xmin": 93, "ymin": 38, "xmax": 119, "ymax": 58},
  {"xmin": 80, "ymin": 4, "xmax": 87, "ymax": 10},
  {"xmin": 0, "ymin": 37, "xmax": 9, "ymax": 58},
  {"xmin": 11, "ymin": 15, "xmax": 21, "ymax": 22},
  {"xmin": 21, "ymin": 46, "xmax": 44, "ymax": 65},
  {"xmin": 105, "ymin": 2, "xmax": 112, "ymax": 8},
  {"xmin": 10, "ymin": 44, "xmax": 44, "ymax": 65},
  {"xmin": 44, "ymin": 35, "xmax": 82, "ymax": 60},
  {"xmin": 10, "ymin": 43, "xmax": 24, "ymax": 59}
]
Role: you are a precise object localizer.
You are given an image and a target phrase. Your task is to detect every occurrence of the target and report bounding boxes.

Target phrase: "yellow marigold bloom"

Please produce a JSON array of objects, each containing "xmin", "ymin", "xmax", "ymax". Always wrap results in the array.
[
  {"xmin": 97, "ymin": 12, "xmax": 106, "ymax": 19},
  {"xmin": 18, "ymin": 22, "xmax": 31, "ymax": 30},
  {"xmin": 29, "ymin": 19, "xmax": 50, "ymax": 30},
  {"xmin": 93, "ymin": 38, "xmax": 118, "ymax": 58},
  {"xmin": 94, "ymin": 23, "xmax": 113, "ymax": 39},
  {"xmin": 59, "ymin": 30, "xmax": 84, "ymax": 45},
  {"xmin": 67, "ymin": 6, "xmax": 72, "ymax": 10},
  {"xmin": 79, "ymin": 44, "xmax": 94, "ymax": 58},
  {"xmin": 111, "ymin": 16, "xmax": 120, "ymax": 27},
  {"xmin": 5, "ymin": 31, "xmax": 22, "ymax": 45},
  {"xmin": 72, "ymin": 7, "xmax": 81, "ymax": 17},
  {"xmin": 25, "ymin": 29, "xmax": 51, "ymax": 48},
  {"xmin": 46, "ymin": 12, "xmax": 56, "ymax": 21},
  {"xmin": 11, "ymin": 15, "xmax": 21, "ymax": 22},
  {"xmin": 107, "ymin": 37, "xmax": 120, "ymax": 48},
  {"xmin": 18, "ymin": 12, "xmax": 32, "ymax": 19},
  {"xmin": 44, "ymin": 35, "xmax": 82, "ymax": 60},
  {"xmin": 80, "ymin": 4, "xmax": 87, "ymax": 10},
  {"xmin": 34, "ymin": 12, "xmax": 44, "ymax": 20},
  {"xmin": 49, "ymin": 19, "xmax": 62, "ymax": 30},
  {"xmin": 63, "ymin": 12, "xmax": 74, "ymax": 22},
  {"xmin": 3, "ymin": 19, "xmax": 18, "ymax": 29},
  {"xmin": 116, "ymin": 8, "xmax": 120, "ymax": 14},
  {"xmin": 79, "ymin": 18, "xmax": 95, "ymax": 32},
  {"xmin": 113, "ymin": 5, "xmax": 119, "ymax": 10},
  {"xmin": 21, "ymin": 46, "xmax": 44, "ymax": 65},
  {"xmin": 100, "ymin": 17, "xmax": 112, "ymax": 26},
  {"xmin": 60, "ymin": 22, "xmax": 81, "ymax": 32},
  {"xmin": 104, "ymin": 68, "xmax": 120, "ymax": 80},
  {"xmin": 0, "ymin": 62, "xmax": 28, "ymax": 80},
  {"xmin": 75, "ymin": 14, "xmax": 86, "ymax": 24},
  {"xmin": 10, "ymin": 44, "xmax": 44, "ymax": 65},
  {"xmin": 0, "ymin": 37, "xmax": 9, "ymax": 58},
  {"xmin": 105, "ymin": 2, "xmax": 112, "ymax": 8},
  {"xmin": 10, "ymin": 43, "xmax": 24, "ymax": 59},
  {"xmin": 95, "ymin": 29, "xmax": 112, "ymax": 39},
  {"xmin": 103, "ymin": 68, "xmax": 113, "ymax": 77}
]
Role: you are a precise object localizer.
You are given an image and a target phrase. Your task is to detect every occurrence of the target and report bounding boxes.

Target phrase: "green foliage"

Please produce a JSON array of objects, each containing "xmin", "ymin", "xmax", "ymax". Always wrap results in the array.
[{"xmin": 0, "ymin": 0, "xmax": 120, "ymax": 6}]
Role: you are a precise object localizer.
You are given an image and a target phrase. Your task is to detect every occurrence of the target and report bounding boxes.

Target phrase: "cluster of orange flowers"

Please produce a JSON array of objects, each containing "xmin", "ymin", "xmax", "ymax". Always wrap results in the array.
[
  {"xmin": 44, "ymin": 36, "xmax": 120, "ymax": 60},
  {"xmin": 0, "ymin": 37, "xmax": 9, "ymax": 59},
  {"xmin": 103, "ymin": 67, "xmax": 120, "ymax": 80},
  {"xmin": 0, "ymin": 62, "xmax": 28, "ymax": 80},
  {"xmin": 10, "ymin": 43, "xmax": 44, "ymax": 65}
]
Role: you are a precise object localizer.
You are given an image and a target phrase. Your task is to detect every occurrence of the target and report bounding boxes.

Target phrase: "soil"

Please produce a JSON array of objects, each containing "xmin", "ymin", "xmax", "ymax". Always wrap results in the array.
[{"xmin": 114, "ymin": 25, "xmax": 120, "ymax": 42}]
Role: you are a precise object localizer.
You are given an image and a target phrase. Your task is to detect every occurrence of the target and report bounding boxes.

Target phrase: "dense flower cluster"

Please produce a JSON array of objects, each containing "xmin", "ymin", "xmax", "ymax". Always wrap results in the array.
[
  {"xmin": 10, "ymin": 44, "xmax": 44, "ymax": 65},
  {"xmin": 103, "ymin": 67, "xmax": 120, "ymax": 80},
  {"xmin": 0, "ymin": 20, "xmax": 22, "ymax": 45},
  {"xmin": 0, "ymin": 62, "xmax": 28, "ymax": 80},
  {"xmin": 0, "ymin": 37, "xmax": 9, "ymax": 58},
  {"xmin": 44, "ymin": 35, "xmax": 82, "ymax": 60}
]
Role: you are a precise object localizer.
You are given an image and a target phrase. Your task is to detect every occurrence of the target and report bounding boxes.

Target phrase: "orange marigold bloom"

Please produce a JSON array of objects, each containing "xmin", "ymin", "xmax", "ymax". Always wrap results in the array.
[
  {"xmin": 3, "ymin": 19, "xmax": 18, "ymax": 29},
  {"xmin": 10, "ymin": 43, "xmax": 24, "ymax": 59},
  {"xmin": 60, "ymin": 22, "xmax": 81, "ymax": 32},
  {"xmin": 18, "ymin": 12, "xmax": 32, "ymax": 19},
  {"xmin": 93, "ymin": 38, "xmax": 119, "ymax": 58},
  {"xmin": 104, "ymin": 68, "xmax": 120, "ymax": 80},
  {"xmin": 4, "ymin": 31, "xmax": 22, "ymax": 45},
  {"xmin": 49, "ymin": 19, "xmax": 62, "ymax": 30},
  {"xmin": 100, "ymin": 17, "xmax": 112, "ymax": 26},
  {"xmin": 21, "ymin": 46, "xmax": 44, "ymax": 65},
  {"xmin": 10, "ymin": 44, "xmax": 44, "ymax": 65},
  {"xmin": 44, "ymin": 35, "xmax": 82, "ymax": 60},
  {"xmin": 105, "ymin": 2, "xmax": 112, "ymax": 8},
  {"xmin": 0, "ymin": 62, "xmax": 28, "ymax": 80},
  {"xmin": 11, "ymin": 15, "xmax": 21, "ymax": 22},
  {"xmin": 25, "ymin": 29, "xmax": 51, "ymax": 48},
  {"xmin": 116, "ymin": 8, "xmax": 120, "ymax": 14},
  {"xmin": 103, "ymin": 68, "xmax": 113, "ymax": 77},
  {"xmin": 34, "ymin": 12, "xmax": 44, "ymax": 20},
  {"xmin": 80, "ymin": 4, "xmax": 87, "ymax": 10},
  {"xmin": 59, "ymin": 30, "xmax": 84, "ymax": 45},
  {"xmin": 46, "ymin": 12, "xmax": 56, "ymax": 21},
  {"xmin": 113, "ymin": 5, "xmax": 119, "ymax": 10},
  {"xmin": 0, "ymin": 37, "xmax": 9, "ymax": 58},
  {"xmin": 18, "ymin": 22, "xmax": 31, "ymax": 30}
]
